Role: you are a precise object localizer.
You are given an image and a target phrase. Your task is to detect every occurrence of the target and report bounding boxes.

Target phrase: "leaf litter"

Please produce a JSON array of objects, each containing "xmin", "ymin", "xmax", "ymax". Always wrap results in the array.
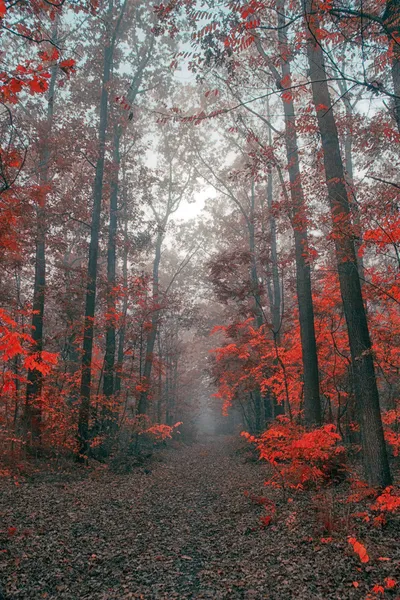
[{"xmin": 0, "ymin": 436, "xmax": 399, "ymax": 599}]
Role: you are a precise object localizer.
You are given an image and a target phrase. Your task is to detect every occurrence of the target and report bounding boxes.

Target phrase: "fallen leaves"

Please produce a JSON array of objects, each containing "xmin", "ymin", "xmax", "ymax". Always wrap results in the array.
[
  {"xmin": 348, "ymin": 537, "xmax": 369, "ymax": 563},
  {"xmin": 1, "ymin": 438, "xmax": 399, "ymax": 599}
]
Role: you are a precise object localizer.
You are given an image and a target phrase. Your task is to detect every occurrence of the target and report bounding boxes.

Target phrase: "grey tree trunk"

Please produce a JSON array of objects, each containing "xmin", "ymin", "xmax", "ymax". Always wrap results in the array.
[
  {"xmin": 24, "ymin": 32, "xmax": 58, "ymax": 445},
  {"xmin": 338, "ymin": 80, "xmax": 365, "ymax": 281},
  {"xmin": 304, "ymin": 0, "xmax": 391, "ymax": 487},
  {"xmin": 248, "ymin": 180, "xmax": 263, "ymax": 432},
  {"xmin": 104, "ymin": 37, "xmax": 154, "ymax": 403},
  {"xmin": 115, "ymin": 189, "xmax": 128, "ymax": 396},
  {"xmin": 103, "ymin": 125, "xmax": 121, "ymax": 400},
  {"xmin": 267, "ymin": 170, "xmax": 281, "ymax": 339},
  {"xmin": 137, "ymin": 230, "xmax": 163, "ymax": 415},
  {"xmin": 274, "ymin": 0, "xmax": 321, "ymax": 426},
  {"xmin": 385, "ymin": 0, "xmax": 400, "ymax": 132},
  {"xmin": 265, "ymin": 151, "xmax": 284, "ymax": 419},
  {"xmin": 78, "ymin": 1, "xmax": 122, "ymax": 459}
]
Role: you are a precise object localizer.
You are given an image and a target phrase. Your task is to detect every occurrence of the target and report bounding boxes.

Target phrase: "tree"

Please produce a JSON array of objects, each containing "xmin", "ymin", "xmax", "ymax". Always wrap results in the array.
[
  {"xmin": 304, "ymin": 0, "xmax": 391, "ymax": 487},
  {"xmin": 253, "ymin": 0, "xmax": 321, "ymax": 425},
  {"xmin": 24, "ymin": 22, "xmax": 59, "ymax": 446},
  {"xmin": 78, "ymin": 0, "xmax": 127, "ymax": 459}
]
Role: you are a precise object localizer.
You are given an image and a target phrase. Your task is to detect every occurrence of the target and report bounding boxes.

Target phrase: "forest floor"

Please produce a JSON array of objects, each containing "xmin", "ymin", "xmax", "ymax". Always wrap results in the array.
[{"xmin": 1, "ymin": 435, "xmax": 399, "ymax": 600}]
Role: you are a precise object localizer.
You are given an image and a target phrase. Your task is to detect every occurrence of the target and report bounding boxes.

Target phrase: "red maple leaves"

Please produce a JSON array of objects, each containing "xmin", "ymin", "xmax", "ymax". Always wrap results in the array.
[{"xmin": 242, "ymin": 419, "xmax": 345, "ymax": 490}]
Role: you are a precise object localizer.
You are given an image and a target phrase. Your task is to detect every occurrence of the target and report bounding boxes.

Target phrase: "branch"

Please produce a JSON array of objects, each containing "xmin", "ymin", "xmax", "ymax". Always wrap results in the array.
[{"xmin": 367, "ymin": 174, "xmax": 400, "ymax": 190}]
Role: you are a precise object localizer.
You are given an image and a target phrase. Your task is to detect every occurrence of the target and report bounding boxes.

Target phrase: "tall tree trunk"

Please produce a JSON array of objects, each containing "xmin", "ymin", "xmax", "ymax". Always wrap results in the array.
[
  {"xmin": 169, "ymin": 350, "xmax": 178, "ymax": 425},
  {"xmin": 78, "ymin": 4, "xmax": 117, "ymax": 459},
  {"xmin": 384, "ymin": 0, "xmax": 400, "ymax": 133},
  {"xmin": 105, "ymin": 38, "xmax": 154, "ymax": 402},
  {"xmin": 248, "ymin": 179, "xmax": 263, "ymax": 432},
  {"xmin": 339, "ymin": 81, "xmax": 365, "ymax": 281},
  {"xmin": 24, "ymin": 34, "xmax": 58, "ymax": 445},
  {"xmin": 103, "ymin": 125, "xmax": 121, "ymax": 400},
  {"xmin": 265, "ymin": 143, "xmax": 285, "ymax": 419},
  {"xmin": 273, "ymin": 0, "xmax": 321, "ymax": 426},
  {"xmin": 165, "ymin": 349, "xmax": 171, "ymax": 425},
  {"xmin": 115, "ymin": 188, "xmax": 128, "ymax": 395},
  {"xmin": 267, "ymin": 170, "xmax": 281, "ymax": 340},
  {"xmin": 156, "ymin": 331, "xmax": 163, "ymax": 422},
  {"xmin": 138, "ymin": 230, "xmax": 163, "ymax": 415},
  {"xmin": 304, "ymin": 0, "xmax": 391, "ymax": 487}
]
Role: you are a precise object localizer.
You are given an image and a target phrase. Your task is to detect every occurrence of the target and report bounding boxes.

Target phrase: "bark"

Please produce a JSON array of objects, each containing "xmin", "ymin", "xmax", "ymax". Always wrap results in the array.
[
  {"xmin": 156, "ymin": 332, "xmax": 163, "ymax": 422},
  {"xmin": 137, "ymin": 147, "xmax": 189, "ymax": 416},
  {"xmin": 103, "ymin": 125, "xmax": 121, "ymax": 399},
  {"xmin": 78, "ymin": 0, "xmax": 126, "ymax": 458},
  {"xmin": 384, "ymin": 0, "xmax": 400, "ymax": 133},
  {"xmin": 273, "ymin": 0, "xmax": 321, "ymax": 426},
  {"xmin": 266, "ymin": 151, "xmax": 285, "ymax": 419},
  {"xmin": 24, "ymin": 33, "xmax": 58, "ymax": 445},
  {"xmin": 249, "ymin": 180, "xmax": 263, "ymax": 330},
  {"xmin": 115, "ymin": 190, "xmax": 128, "ymax": 395},
  {"xmin": 267, "ymin": 170, "xmax": 281, "ymax": 339},
  {"xmin": 249, "ymin": 180, "xmax": 263, "ymax": 432},
  {"xmin": 338, "ymin": 79, "xmax": 365, "ymax": 281},
  {"xmin": 171, "ymin": 355, "xmax": 178, "ymax": 424},
  {"xmin": 104, "ymin": 37, "xmax": 154, "ymax": 401},
  {"xmin": 137, "ymin": 230, "xmax": 163, "ymax": 415},
  {"xmin": 304, "ymin": 0, "xmax": 392, "ymax": 487},
  {"xmin": 165, "ymin": 351, "xmax": 172, "ymax": 425}
]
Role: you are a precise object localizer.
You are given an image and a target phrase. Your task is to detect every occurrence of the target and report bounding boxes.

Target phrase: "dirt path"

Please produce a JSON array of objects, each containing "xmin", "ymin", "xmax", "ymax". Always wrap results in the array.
[{"xmin": 1, "ymin": 437, "xmax": 396, "ymax": 599}]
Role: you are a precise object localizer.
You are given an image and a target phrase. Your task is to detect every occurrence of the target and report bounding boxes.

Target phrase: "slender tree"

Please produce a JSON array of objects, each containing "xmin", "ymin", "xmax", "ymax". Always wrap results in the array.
[
  {"xmin": 78, "ymin": 0, "xmax": 127, "ymax": 459},
  {"xmin": 254, "ymin": 0, "xmax": 321, "ymax": 425},
  {"xmin": 24, "ymin": 24, "xmax": 59, "ymax": 445}
]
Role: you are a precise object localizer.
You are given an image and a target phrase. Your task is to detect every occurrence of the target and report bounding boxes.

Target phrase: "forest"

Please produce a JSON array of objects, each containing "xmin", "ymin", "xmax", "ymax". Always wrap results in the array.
[{"xmin": 0, "ymin": 0, "xmax": 399, "ymax": 598}]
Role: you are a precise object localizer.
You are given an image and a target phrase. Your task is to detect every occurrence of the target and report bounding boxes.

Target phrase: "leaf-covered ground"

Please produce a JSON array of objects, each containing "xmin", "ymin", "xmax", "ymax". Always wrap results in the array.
[{"xmin": 1, "ymin": 436, "xmax": 399, "ymax": 599}]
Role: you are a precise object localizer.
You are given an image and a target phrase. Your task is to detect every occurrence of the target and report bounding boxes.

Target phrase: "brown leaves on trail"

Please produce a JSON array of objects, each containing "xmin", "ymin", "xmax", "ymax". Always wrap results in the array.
[{"xmin": 1, "ymin": 437, "xmax": 399, "ymax": 599}]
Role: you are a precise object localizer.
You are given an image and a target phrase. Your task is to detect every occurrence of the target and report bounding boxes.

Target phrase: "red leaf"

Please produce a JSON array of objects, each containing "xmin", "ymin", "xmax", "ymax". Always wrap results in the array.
[
  {"xmin": 260, "ymin": 515, "xmax": 272, "ymax": 527},
  {"xmin": 371, "ymin": 584, "xmax": 384, "ymax": 594},
  {"xmin": 9, "ymin": 78, "xmax": 23, "ymax": 94},
  {"xmin": 28, "ymin": 77, "xmax": 49, "ymax": 94},
  {"xmin": 59, "ymin": 58, "xmax": 76, "ymax": 72}
]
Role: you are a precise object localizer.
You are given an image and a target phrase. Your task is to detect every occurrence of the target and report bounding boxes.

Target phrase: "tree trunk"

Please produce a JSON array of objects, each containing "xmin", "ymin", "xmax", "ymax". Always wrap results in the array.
[
  {"xmin": 103, "ymin": 125, "xmax": 121, "ymax": 400},
  {"xmin": 138, "ymin": 230, "xmax": 163, "ymax": 415},
  {"xmin": 248, "ymin": 180, "xmax": 263, "ymax": 432},
  {"xmin": 265, "ymin": 149, "xmax": 285, "ymax": 419},
  {"xmin": 24, "ymin": 36, "xmax": 58, "ymax": 445},
  {"xmin": 105, "ymin": 38, "xmax": 153, "ymax": 401},
  {"xmin": 304, "ymin": 0, "xmax": 391, "ymax": 487},
  {"xmin": 156, "ymin": 331, "xmax": 163, "ymax": 422},
  {"xmin": 267, "ymin": 169, "xmax": 281, "ymax": 339},
  {"xmin": 165, "ymin": 350, "xmax": 171, "ymax": 425},
  {"xmin": 274, "ymin": 0, "xmax": 321, "ymax": 426},
  {"xmin": 169, "ymin": 351, "xmax": 178, "ymax": 425},
  {"xmin": 115, "ymin": 190, "xmax": 128, "ymax": 395},
  {"xmin": 78, "ymin": 21, "xmax": 114, "ymax": 459},
  {"xmin": 339, "ymin": 82, "xmax": 365, "ymax": 281},
  {"xmin": 385, "ymin": 0, "xmax": 400, "ymax": 133}
]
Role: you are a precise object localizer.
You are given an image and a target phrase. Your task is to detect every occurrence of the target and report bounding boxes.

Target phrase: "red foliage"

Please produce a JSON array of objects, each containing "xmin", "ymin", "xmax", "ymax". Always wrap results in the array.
[
  {"xmin": 348, "ymin": 537, "xmax": 369, "ymax": 563},
  {"xmin": 143, "ymin": 421, "xmax": 183, "ymax": 440},
  {"xmin": 242, "ymin": 418, "xmax": 346, "ymax": 490},
  {"xmin": 371, "ymin": 487, "xmax": 400, "ymax": 514}
]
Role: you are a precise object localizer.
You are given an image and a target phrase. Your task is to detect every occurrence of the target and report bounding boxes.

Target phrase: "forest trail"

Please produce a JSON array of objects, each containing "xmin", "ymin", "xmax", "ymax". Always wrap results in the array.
[{"xmin": 1, "ymin": 437, "xmax": 381, "ymax": 600}]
